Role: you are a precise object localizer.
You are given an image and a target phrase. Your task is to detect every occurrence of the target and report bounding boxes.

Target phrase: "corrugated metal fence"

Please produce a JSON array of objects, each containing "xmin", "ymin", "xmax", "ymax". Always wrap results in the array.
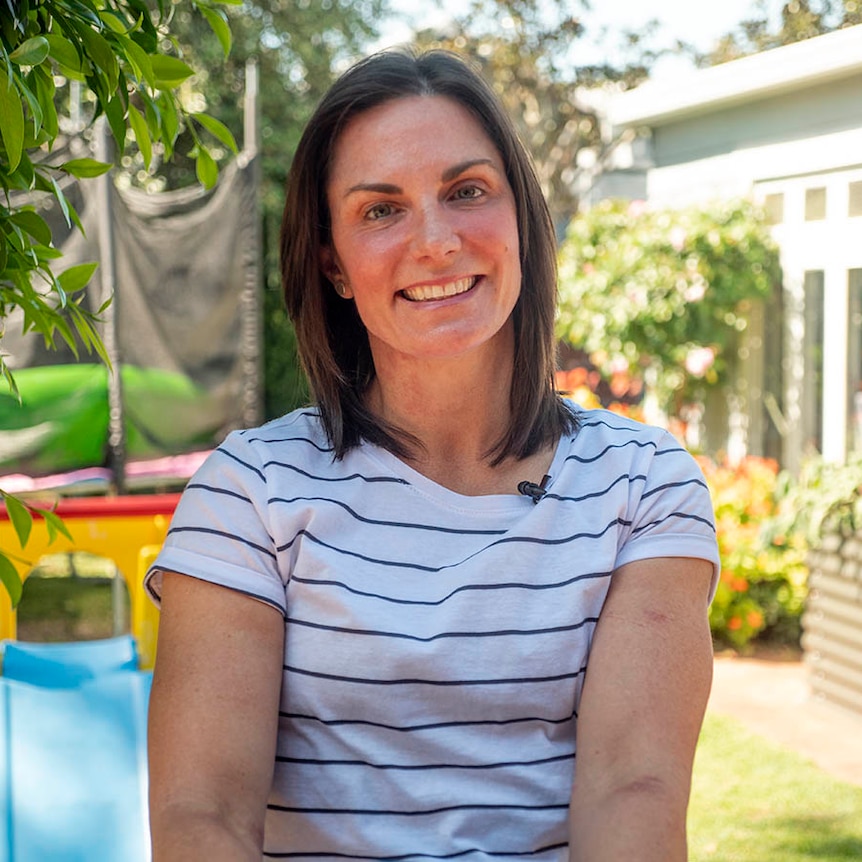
[{"xmin": 804, "ymin": 531, "xmax": 862, "ymax": 716}]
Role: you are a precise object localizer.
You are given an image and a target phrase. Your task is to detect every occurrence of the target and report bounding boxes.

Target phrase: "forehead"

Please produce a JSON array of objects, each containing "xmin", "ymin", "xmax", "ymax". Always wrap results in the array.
[{"xmin": 328, "ymin": 95, "xmax": 505, "ymax": 186}]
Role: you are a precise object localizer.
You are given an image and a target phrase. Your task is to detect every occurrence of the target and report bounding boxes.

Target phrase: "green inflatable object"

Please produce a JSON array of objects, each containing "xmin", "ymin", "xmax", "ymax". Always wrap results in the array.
[{"xmin": 0, "ymin": 365, "xmax": 222, "ymax": 476}]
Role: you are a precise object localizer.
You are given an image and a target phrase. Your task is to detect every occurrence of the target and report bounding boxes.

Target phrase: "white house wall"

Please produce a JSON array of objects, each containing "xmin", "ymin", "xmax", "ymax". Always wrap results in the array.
[{"xmin": 607, "ymin": 51, "xmax": 862, "ymax": 468}]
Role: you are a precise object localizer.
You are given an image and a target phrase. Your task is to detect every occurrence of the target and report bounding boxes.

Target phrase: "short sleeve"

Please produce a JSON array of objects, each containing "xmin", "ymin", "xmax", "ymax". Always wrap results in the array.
[
  {"xmin": 614, "ymin": 430, "xmax": 721, "ymax": 601},
  {"xmin": 144, "ymin": 431, "xmax": 287, "ymax": 615}
]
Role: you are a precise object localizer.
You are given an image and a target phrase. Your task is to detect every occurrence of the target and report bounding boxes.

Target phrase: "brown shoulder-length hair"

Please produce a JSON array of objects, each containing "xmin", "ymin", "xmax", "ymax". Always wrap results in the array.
[{"xmin": 280, "ymin": 47, "xmax": 575, "ymax": 462}]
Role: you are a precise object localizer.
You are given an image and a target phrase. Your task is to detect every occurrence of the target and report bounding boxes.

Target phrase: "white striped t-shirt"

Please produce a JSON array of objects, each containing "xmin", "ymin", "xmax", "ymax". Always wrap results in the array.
[{"xmin": 146, "ymin": 404, "xmax": 720, "ymax": 861}]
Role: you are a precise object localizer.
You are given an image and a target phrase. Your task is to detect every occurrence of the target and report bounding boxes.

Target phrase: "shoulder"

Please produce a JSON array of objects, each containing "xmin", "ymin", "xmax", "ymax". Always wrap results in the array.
[
  {"xmin": 561, "ymin": 403, "xmax": 709, "ymax": 490},
  {"xmin": 563, "ymin": 403, "xmax": 680, "ymax": 454},
  {"xmin": 214, "ymin": 408, "xmax": 334, "ymax": 469}
]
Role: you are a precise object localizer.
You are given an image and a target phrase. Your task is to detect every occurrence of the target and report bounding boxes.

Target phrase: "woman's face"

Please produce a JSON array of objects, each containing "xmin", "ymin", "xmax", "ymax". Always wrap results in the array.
[{"xmin": 322, "ymin": 95, "xmax": 521, "ymax": 371}]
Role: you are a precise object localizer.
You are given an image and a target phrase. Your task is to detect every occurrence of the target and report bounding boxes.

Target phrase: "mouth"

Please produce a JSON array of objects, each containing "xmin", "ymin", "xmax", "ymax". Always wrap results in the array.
[{"xmin": 400, "ymin": 276, "xmax": 479, "ymax": 303}]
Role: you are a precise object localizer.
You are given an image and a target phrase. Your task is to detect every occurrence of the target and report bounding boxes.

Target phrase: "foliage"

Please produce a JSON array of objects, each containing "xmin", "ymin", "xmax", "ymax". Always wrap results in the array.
[
  {"xmin": 0, "ymin": 490, "xmax": 72, "ymax": 606},
  {"xmin": 698, "ymin": 456, "xmax": 808, "ymax": 650},
  {"xmin": 0, "ymin": 0, "xmax": 238, "ymax": 393},
  {"xmin": 704, "ymin": 0, "xmax": 862, "ymax": 65},
  {"xmin": 767, "ymin": 453, "xmax": 862, "ymax": 545},
  {"xmin": 1, "ymin": 0, "xmax": 236, "ymax": 603},
  {"xmin": 413, "ymin": 0, "xmax": 659, "ymax": 227},
  {"xmin": 556, "ymin": 197, "xmax": 782, "ymax": 418},
  {"xmin": 689, "ymin": 713, "xmax": 862, "ymax": 862},
  {"xmin": 554, "ymin": 364, "xmax": 645, "ymax": 422}
]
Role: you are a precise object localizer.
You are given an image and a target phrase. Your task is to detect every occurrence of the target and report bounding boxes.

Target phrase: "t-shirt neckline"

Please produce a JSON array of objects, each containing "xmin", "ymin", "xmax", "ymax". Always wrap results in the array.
[{"xmin": 361, "ymin": 430, "xmax": 573, "ymax": 514}]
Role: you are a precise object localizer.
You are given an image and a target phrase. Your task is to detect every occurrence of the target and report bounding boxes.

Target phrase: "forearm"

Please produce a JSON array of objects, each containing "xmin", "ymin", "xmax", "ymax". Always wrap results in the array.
[
  {"xmin": 569, "ymin": 778, "xmax": 689, "ymax": 862},
  {"xmin": 150, "ymin": 803, "xmax": 264, "ymax": 862}
]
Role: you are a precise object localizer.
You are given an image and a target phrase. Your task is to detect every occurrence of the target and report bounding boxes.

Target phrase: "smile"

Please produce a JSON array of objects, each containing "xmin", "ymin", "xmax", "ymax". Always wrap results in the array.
[{"xmin": 401, "ymin": 276, "xmax": 478, "ymax": 302}]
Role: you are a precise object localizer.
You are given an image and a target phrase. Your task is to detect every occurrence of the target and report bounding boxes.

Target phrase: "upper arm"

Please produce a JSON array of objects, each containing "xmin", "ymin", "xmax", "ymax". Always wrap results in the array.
[
  {"xmin": 572, "ymin": 556, "xmax": 714, "ymax": 805},
  {"xmin": 148, "ymin": 570, "xmax": 285, "ymax": 856}
]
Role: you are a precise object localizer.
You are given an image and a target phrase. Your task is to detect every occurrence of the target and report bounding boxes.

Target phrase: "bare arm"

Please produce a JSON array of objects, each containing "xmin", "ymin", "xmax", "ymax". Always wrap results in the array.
[
  {"xmin": 569, "ymin": 556, "xmax": 714, "ymax": 862},
  {"xmin": 148, "ymin": 571, "xmax": 285, "ymax": 862}
]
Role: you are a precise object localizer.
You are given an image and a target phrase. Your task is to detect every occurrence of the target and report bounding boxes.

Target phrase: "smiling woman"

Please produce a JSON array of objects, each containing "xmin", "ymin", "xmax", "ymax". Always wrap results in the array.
[
  {"xmin": 144, "ymin": 48, "xmax": 721, "ymax": 862},
  {"xmin": 321, "ymin": 95, "xmax": 522, "ymax": 380}
]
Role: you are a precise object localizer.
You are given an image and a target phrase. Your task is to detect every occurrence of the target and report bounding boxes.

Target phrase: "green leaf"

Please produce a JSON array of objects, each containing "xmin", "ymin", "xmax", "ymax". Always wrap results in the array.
[
  {"xmin": 35, "ymin": 508, "xmax": 74, "ymax": 543},
  {"xmin": 0, "ymin": 554, "xmax": 23, "ymax": 608},
  {"xmin": 58, "ymin": 158, "xmax": 113, "ymax": 178},
  {"xmin": 158, "ymin": 92, "xmax": 179, "ymax": 157},
  {"xmin": 0, "ymin": 64, "xmax": 25, "ymax": 172},
  {"xmin": 99, "ymin": 10, "xmax": 132, "ymax": 35},
  {"xmin": 198, "ymin": 6, "xmax": 231, "ymax": 57},
  {"xmin": 150, "ymin": 54, "xmax": 195, "ymax": 88},
  {"xmin": 212, "ymin": 0, "xmax": 242, "ymax": 5},
  {"xmin": 1, "ymin": 492, "xmax": 33, "ymax": 548},
  {"xmin": 128, "ymin": 105, "xmax": 152, "ymax": 169},
  {"xmin": 105, "ymin": 93, "xmax": 126, "ymax": 153},
  {"xmin": 44, "ymin": 33, "xmax": 87, "ymax": 78},
  {"xmin": 141, "ymin": 92, "xmax": 160, "ymax": 138},
  {"xmin": 31, "ymin": 65, "xmax": 58, "ymax": 140},
  {"xmin": 120, "ymin": 35, "xmax": 154, "ymax": 87},
  {"xmin": 50, "ymin": 176, "xmax": 72, "ymax": 228},
  {"xmin": 193, "ymin": 112, "xmax": 238, "ymax": 154},
  {"xmin": 77, "ymin": 24, "xmax": 120, "ymax": 93},
  {"xmin": 10, "ymin": 210, "xmax": 52, "ymax": 246},
  {"xmin": 9, "ymin": 36, "xmax": 50, "ymax": 66},
  {"xmin": 17, "ymin": 76, "xmax": 43, "ymax": 136},
  {"xmin": 57, "ymin": 261, "xmax": 99, "ymax": 293},
  {"xmin": 195, "ymin": 146, "xmax": 218, "ymax": 189}
]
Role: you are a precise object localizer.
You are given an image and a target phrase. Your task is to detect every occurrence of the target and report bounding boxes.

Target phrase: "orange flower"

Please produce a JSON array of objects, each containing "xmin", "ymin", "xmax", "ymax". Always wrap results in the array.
[
  {"xmin": 726, "ymin": 617, "xmax": 743, "ymax": 631},
  {"xmin": 731, "ymin": 578, "xmax": 749, "ymax": 593},
  {"xmin": 747, "ymin": 611, "xmax": 764, "ymax": 629}
]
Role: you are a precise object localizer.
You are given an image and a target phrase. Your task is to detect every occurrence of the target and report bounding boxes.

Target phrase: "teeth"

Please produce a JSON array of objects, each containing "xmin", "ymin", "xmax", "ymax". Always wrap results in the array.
[{"xmin": 402, "ymin": 277, "xmax": 476, "ymax": 302}]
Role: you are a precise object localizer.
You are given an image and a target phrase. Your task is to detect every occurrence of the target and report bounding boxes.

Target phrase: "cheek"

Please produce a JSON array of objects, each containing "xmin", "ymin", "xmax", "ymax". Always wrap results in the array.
[{"xmin": 332, "ymin": 232, "xmax": 400, "ymax": 285}]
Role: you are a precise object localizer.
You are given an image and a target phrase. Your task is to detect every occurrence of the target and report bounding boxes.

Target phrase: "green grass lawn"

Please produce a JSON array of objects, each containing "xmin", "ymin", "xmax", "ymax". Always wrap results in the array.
[{"xmin": 689, "ymin": 713, "xmax": 862, "ymax": 861}]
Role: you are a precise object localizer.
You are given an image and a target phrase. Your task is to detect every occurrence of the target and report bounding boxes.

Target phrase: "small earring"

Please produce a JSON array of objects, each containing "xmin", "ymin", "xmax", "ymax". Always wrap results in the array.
[{"xmin": 334, "ymin": 280, "xmax": 350, "ymax": 298}]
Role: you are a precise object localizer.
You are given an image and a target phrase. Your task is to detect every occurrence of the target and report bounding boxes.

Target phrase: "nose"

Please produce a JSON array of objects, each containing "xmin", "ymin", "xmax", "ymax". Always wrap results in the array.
[{"xmin": 411, "ymin": 205, "xmax": 461, "ymax": 261}]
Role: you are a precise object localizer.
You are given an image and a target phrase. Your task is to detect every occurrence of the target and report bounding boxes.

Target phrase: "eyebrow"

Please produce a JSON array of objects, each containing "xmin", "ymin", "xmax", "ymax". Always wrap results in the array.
[{"xmin": 343, "ymin": 158, "xmax": 498, "ymax": 198}]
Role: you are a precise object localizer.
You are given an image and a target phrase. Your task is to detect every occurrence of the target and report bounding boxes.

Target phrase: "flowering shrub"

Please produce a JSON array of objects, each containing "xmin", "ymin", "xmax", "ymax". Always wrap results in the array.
[
  {"xmin": 698, "ymin": 456, "xmax": 808, "ymax": 650},
  {"xmin": 554, "ymin": 366, "xmax": 645, "ymax": 421},
  {"xmin": 556, "ymin": 198, "xmax": 781, "ymax": 417}
]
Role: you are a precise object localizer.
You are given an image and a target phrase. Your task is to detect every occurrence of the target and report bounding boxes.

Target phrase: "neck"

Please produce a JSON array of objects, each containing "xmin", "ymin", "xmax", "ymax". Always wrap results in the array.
[
  {"xmin": 368, "ymin": 351, "xmax": 514, "ymax": 468},
  {"xmin": 362, "ymin": 324, "xmax": 557, "ymax": 497}
]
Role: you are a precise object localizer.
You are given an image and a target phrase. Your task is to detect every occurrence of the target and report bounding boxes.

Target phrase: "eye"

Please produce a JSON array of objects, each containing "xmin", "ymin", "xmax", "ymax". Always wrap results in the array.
[
  {"xmin": 452, "ymin": 184, "xmax": 484, "ymax": 201},
  {"xmin": 365, "ymin": 202, "xmax": 396, "ymax": 221}
]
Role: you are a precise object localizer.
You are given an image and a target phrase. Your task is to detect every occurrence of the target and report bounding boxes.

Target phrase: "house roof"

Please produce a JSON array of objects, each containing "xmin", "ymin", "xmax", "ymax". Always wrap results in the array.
[{"xmin": 609, "ymin": 24, "xmax": 862, "ymax": 128}]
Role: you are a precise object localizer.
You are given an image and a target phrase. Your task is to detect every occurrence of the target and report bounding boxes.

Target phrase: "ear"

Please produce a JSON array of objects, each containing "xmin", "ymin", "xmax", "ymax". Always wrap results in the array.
[{"xmin": 319, "ymin": 245, "xmax": 344, "ymax": 286}]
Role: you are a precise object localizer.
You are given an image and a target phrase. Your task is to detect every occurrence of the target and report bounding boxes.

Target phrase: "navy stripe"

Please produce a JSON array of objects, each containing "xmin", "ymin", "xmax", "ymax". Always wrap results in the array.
[
  {"xmin": 284, "ymin": 615, "xmax": 599, "ymax": 642},
  {"xmin": 654, "ymin": 446, "xmax": 690, "ymax": 457},
  {"xmin": 283, "ymin": 664, "xmax": 587, "ymax": 687},
  {"xmin": 246, "ymin": 433, "xmax": 334, "ymax": 453},
  {"xmin": 276, "ymin": 752, "xmax": 575, "ymax": 770},
  {"xmin": 548, "ymin": 472, "xmax": 645, "ymax": 503},
  {"xmin": 563, "ymin": 439, "xmax": 659, "ymax": 464},
  {"xmin": 288, "ymin": 569, "xmax": 611, "ymax": 607},
  {"xmin": 166, "ymin": 525, "xmax": 278, "ymax": 559},
  {"xmin": 279, "ymin": 710, "xmax": 577, "ymax": 732},
  {"xmin": 278, "ymin": 519, "xmax": 630, "ymax": 572},
  {"xmin": 267, "ymin": 803, "xmax": 569, "ymax": 816},
  {"xmin": 640, "ymin": 477, "xmax": 708, "ymax": 499},
  {"xmin": 576, "ymin": 417, "xmax": 642, "ymax": 434},
  {"xmin": 185, "ymin": 482, "xmax": 255, "ymax": 503},
  {"xmin": 263, "ymin": 841, "xmax": 568, "ymax": 860},
  {"xmin": 268, "ymin": 495, "xmax": 506, "ymax": 536},
  {"xmin": 219, "ymin": 447, "xmax": 266, "ymax": 480},
  {"xmin": 630, "ymin": 511, "xmax": 716, "ymax": 536},
  {"xmin": 262, "ymin": 460, "xmax": 410, "ymax": 486}
]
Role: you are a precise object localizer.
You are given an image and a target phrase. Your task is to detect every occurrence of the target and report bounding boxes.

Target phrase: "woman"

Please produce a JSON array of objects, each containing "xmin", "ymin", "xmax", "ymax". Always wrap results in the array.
[{"xmin": 146, "ymin": 49, "xmax": 719, "ymax": 861}]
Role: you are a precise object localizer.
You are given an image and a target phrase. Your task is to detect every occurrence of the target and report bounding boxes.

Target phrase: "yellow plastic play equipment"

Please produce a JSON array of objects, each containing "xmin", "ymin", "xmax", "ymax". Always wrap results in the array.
[{"xmin": 0, "ymin": 494, "xmax": 178, "ymax": 668}]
